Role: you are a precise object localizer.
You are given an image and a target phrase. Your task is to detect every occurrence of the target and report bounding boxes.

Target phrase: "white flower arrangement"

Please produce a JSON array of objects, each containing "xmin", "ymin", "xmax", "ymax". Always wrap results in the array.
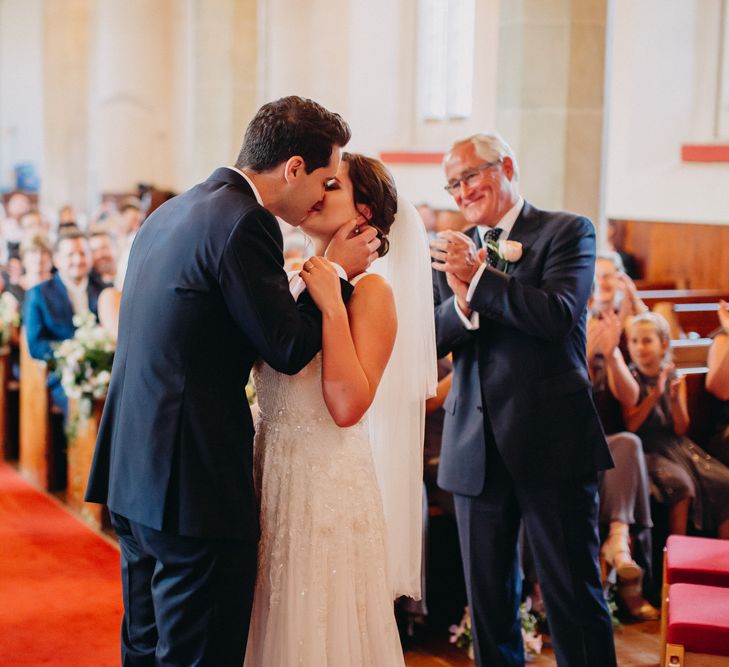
[
  {"xmin": 449, "ymin": 601, "xmax": 543, "ymax": 661},
  {"xmin": 53, "ymin": 311, "xmax": 115, "ymax": 421},
  {"xmin": 0, "ymin": 292, "xmax": 20, "ymax": 347}
]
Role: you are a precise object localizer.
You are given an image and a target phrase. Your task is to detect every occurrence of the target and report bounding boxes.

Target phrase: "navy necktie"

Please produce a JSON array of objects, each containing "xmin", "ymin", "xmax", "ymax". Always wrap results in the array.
[{"xmin": 482, "ymin": 227, "xmax": 503, "ymax": 267}]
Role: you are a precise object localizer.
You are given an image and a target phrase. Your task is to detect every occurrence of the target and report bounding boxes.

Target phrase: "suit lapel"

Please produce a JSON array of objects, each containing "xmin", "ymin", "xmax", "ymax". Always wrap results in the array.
[
  {"xmin": 502, "ymin": 200, "xmax": 541, "ymax": 275},
  {"xmin": 52, "ymin": 274, "xmax": 74, "ymax": 323}
]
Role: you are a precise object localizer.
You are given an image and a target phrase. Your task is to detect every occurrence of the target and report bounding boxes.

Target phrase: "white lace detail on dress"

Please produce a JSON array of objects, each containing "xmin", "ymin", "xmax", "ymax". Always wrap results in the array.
[{"xmin": 244, "ymin": 355, "xmax": 405, "ymax": 666}]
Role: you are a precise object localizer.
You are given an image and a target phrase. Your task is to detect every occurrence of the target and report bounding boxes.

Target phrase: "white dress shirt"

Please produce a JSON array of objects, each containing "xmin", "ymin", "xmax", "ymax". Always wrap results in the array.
[
  {"xmin": 225, "ymin": 166, "xmax": 346, "ymax": 299},
  {"xmin": 454, "ymin": 196, "xmax": 524, "ymax": 330},
  {"xmin": 60, "ymin": 276, "xmax": 90, "ymax": 316}
]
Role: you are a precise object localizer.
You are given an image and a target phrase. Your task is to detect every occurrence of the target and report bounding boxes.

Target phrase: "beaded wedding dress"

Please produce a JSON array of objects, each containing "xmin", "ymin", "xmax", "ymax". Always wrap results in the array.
[{"xmin": 243, "ymin": 349, "xmax": 405, "ymax": 666}]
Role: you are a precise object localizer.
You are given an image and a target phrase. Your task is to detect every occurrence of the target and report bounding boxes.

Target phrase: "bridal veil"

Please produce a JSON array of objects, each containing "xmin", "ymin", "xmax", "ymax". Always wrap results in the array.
[{"xmin": 369, "ymin": 195, "xmax": 437, "ymax": 599}]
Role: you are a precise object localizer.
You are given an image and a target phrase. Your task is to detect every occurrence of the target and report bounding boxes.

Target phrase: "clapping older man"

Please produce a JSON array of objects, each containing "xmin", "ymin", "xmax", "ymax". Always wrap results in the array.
[{"xmin": 431, "ymin": 133, "xmax": 616, "ymax": 667}]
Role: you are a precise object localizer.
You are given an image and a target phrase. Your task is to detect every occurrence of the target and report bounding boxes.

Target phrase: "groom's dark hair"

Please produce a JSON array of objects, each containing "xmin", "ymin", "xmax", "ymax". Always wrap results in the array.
[{"xmin": 235, "ymin": 96, "xmax": 351, "ymax": 174}]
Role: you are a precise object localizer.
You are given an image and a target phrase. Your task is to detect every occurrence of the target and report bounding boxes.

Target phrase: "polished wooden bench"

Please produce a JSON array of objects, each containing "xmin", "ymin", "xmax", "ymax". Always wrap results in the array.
[
  {"xmin": 672, "ymin": 338, "xmax": 713, "ymax": 367},
  {"xmin": 66, "ymin": 397, "xmax": 108, "ymax": 529},
  {"xmin": 675, "ymin": 367, "xmax": 720, "ymax": 448},
  {"xmin": 18, "ymin": 330, "xmax": 63, "ymax": 489},
  {"xmin": 673, "ymin": 303, "xmax": 722, "ymax": 338},
  {"xmin": 638, "ymin": 289, "xmax": 729, "ymax": 311}
]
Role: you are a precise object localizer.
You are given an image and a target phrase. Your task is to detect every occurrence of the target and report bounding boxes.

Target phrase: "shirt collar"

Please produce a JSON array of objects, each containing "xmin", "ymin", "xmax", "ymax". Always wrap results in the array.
[
  {"xmin": 477, "ymin": 196, "xmax": 524, "ymax": 243},
  {"xmin": 59, "ymin": 275, "xmax": 89, "ymax": 295},
  {"xmin": 225, "ymin": 166, "xmax": 264, "ymax": 206}
]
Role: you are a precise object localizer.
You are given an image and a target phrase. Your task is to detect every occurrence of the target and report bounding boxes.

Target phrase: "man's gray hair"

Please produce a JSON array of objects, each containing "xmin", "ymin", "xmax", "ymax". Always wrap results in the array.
[
  {"xmin": 596, "ymin": 250, "xmax": 625, "ymax": 273},
  {"xmin": 447, "ymin": 133, "xmax": 520, "ymax": 181}
]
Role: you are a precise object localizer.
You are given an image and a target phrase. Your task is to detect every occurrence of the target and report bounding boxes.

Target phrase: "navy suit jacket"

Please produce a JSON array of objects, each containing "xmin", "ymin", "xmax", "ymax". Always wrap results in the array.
[
  {"xmin": 85, "ymin": 168, "xmax": 349, "ymax": 541},
  {"xmin": 434, "ymin": 201, "xmax": 613, "ymax": 496},
  {"xmin": 24, "ymin": 273, "xmax": 104, "ymax": 361}
]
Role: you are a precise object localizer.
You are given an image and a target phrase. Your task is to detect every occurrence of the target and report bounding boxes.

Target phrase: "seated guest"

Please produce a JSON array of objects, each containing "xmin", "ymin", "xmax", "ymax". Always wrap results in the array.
[
  {"xmin": 58, "ymin": 204, "xmax": 77, "ymax": 227},
  {"xmin": 621, "ymin": 313, "xmax": 729, "ymax": 539},
  {"xmin": 416, "ymin": 203, "xmax": 438, "ymax": 239},
  {"xmin": 97, "ymin": 287, "xmax": 121, "ymax": 340},
  {"xmin": 2, "ymin": 254, "xmax": 23, "ymax": 302},
  {"xmin": 1, "ymin": 192, "xmax": 31, "ymax": 263},
  {"xmin": 114, "ymin": 199, "xmax": 144, "ymax": 290},
  {"xmin": 592, "ymin": 251, "xmax": 647, "ymax": 327},
  {"xmin": 606, "ymin": 220, "xmax": 639, "ymax": 279},
  {"xmin": 19, "ymin": 209, "xmax": 51, "ymax": 242},
  {"xmin": 3, "ymin": 236, "xmax": 54, "ymax": 309},
  {"xmin": 706, "ymin": 300, "xmax": 729, "ymax": 467},
  {"xmin": 23, "ymin": 232, "xmax": 104, "ymax": 415},
  {"xmin": 88, "ymin": 231, "xmax": 117, "ymax": 285},
  {"xmin": 587, "ymin": 308, "xmax": 658, "ymax": 619}
]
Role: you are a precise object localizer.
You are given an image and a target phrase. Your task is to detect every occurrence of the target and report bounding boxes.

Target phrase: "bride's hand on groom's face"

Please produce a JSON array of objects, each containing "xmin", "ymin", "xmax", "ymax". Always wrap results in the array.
[
  {"xmin": 325, "ymin": 219, "xmax": 380, "ymax": 279},
  {"xmin": 300, "ymin": 257, "xmax": 345, "ymax": 315}
]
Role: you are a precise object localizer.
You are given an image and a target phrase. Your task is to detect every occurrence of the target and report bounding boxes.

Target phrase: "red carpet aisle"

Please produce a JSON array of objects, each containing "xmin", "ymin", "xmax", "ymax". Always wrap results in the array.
[{"xmin": 0, "ymin": 463, "xmax": 122, "ymax": 666}]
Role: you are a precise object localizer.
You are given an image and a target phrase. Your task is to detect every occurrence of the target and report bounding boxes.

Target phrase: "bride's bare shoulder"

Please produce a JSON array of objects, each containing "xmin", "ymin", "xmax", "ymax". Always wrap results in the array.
[{"xmin": 348, "ymin": 274, "xmax": 395, "ymax": 318}]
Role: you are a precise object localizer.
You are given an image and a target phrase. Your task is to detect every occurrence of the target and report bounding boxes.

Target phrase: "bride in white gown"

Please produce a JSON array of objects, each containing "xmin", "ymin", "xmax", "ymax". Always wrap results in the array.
[{"xmin": 244, "ymin": 153, "xmax": 436, "ymax": 666}]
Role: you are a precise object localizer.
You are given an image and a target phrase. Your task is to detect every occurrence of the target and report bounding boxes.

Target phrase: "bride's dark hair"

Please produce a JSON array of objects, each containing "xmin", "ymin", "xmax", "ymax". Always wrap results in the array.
[{"xmin": 342, "ymin": 153, "xmax": 397, "ymax": 257}]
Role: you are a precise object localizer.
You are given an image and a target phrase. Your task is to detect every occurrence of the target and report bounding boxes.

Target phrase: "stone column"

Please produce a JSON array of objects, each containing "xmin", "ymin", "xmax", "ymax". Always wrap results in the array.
[
  {"xmin": 495, "ymin": 0, "xmax": 611, "ymax": 236},
  {"xmin": 42, "ymin": 0, "xmax": 91, "ymax": 214},
  {"xmin": 87, "ymin": 0, "xmax": 177, "ymax": 206},
  {"xmin": 183, "ymin": 0, "xmax": 259, "ymax": 188}
]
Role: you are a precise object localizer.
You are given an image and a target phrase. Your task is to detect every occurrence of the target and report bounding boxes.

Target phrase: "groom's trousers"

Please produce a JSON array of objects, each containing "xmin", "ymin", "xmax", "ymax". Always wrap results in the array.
[
  {"xmin": 453, "ymin": 439, "xmax": 617, "ymax": 667},
  {"xmin": 110, "ymin": 512, "xmax": 257, "ymax": 667}
]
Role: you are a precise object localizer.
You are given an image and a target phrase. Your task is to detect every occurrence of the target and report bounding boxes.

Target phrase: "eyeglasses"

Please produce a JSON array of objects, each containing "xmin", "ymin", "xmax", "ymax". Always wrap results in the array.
[{"xmin": 444, "ymin": 160, "xmax": 501, "ymax": 195}]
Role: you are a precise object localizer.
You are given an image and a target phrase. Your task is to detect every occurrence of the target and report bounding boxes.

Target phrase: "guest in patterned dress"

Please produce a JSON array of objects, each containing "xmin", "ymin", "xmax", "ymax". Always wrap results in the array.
[{"xmin": 621, "ymin": 312, "xmax": 729, "ymax": 538}]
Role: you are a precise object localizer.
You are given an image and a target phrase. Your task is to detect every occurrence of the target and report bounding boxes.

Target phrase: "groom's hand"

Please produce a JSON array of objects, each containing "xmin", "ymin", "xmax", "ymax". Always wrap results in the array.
[
  {"xmin": 430, "ymin": 230, "xmax": 481, "ymax": 283},
  {"xmin": 325, "ymin": 219, "xmax": 380, "ymax": 279}
]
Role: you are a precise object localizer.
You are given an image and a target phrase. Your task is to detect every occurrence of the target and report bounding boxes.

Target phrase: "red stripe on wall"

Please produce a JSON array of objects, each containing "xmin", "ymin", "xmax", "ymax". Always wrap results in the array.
[
  {"xmin": 379, "ymin": 151, "xmax": 445, "ymax": 164},
  {"xmin": 681, "ymin": 144, "xmax": 729, "ymax": 163}
]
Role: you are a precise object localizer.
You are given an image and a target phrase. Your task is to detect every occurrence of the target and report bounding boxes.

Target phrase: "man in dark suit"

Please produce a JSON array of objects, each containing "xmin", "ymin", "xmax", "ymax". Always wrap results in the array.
[
  {"xmin": 430, "ymin": 134, "xmax": 616, "ymax": 666},
  {"xmin": 85, "ymin": 96, "xmax": 379, "ymax": 667},
  {"xmin": 24, "ymin": 231, "xmax": 106, "ymax": 415}
]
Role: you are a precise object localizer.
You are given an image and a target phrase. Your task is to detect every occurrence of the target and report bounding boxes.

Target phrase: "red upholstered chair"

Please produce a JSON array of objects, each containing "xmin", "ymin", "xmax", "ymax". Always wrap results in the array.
[
  {"xmin": 661, "ymin": 536, "xmax": 729, "ymax": 665},
  {"xmin": 663, "ymin": 583, "xmax": 729, "ymax": 666}
]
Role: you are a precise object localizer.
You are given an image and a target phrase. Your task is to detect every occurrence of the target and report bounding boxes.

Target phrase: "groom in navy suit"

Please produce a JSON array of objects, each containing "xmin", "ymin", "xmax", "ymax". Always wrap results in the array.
[
  {"xmin": 85, "ymin": 97, "xmax": 380, "ymax": 666},
  {"xmin": 431, "ymin": 134, "xmax": 616, "ymax": 666}
]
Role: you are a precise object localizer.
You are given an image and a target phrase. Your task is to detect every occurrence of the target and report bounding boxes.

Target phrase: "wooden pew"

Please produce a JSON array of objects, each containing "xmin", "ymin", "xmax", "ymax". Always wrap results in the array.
[
  {"xmin": 673, "ymin": 303, "xmax": 722, "ymax": 339},
  {"xmin": 672, "ymin": 338, "xmax": 713, "ymax": 367},
  {"xmin": 66, "ymin": 398, "xmax": 108, "ymax": 529},
  {"xmin": 637, "ymin": 289, "xmax": 729, "ymax": 311},
  {"xmin": 18, "ymin": 330, "xmax": 57, "ymax": 489},
  {"xmin": 634, "ymin": 279, "xmax": 677, "ymax": 291},
  {"xmin": 675, "ymin": 366, "xmax": 720, "ymax": 448}
]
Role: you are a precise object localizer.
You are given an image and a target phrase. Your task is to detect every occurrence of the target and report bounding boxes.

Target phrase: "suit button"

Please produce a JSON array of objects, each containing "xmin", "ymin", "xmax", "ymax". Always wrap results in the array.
[{"xmin": 476, "ymin": 406, "xmax": 483, "ymax": 412}]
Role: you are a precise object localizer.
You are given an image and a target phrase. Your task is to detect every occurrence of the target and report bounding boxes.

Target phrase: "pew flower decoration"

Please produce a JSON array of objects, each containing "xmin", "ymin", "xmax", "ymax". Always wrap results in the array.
[
  {"xmin": 0, "ymin": 292, "xmax": 20, "ymax": 347},
  {"xmin": 449, "ymin": 601, "xmax": 542, "ymax": 661},
  {"xmin": 448, "ymin": 607, "xmax": 474, "ymax": 660},
  {"xmin": 53, "ymin": 311, "xmax": 115, "ymax": 423}
]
